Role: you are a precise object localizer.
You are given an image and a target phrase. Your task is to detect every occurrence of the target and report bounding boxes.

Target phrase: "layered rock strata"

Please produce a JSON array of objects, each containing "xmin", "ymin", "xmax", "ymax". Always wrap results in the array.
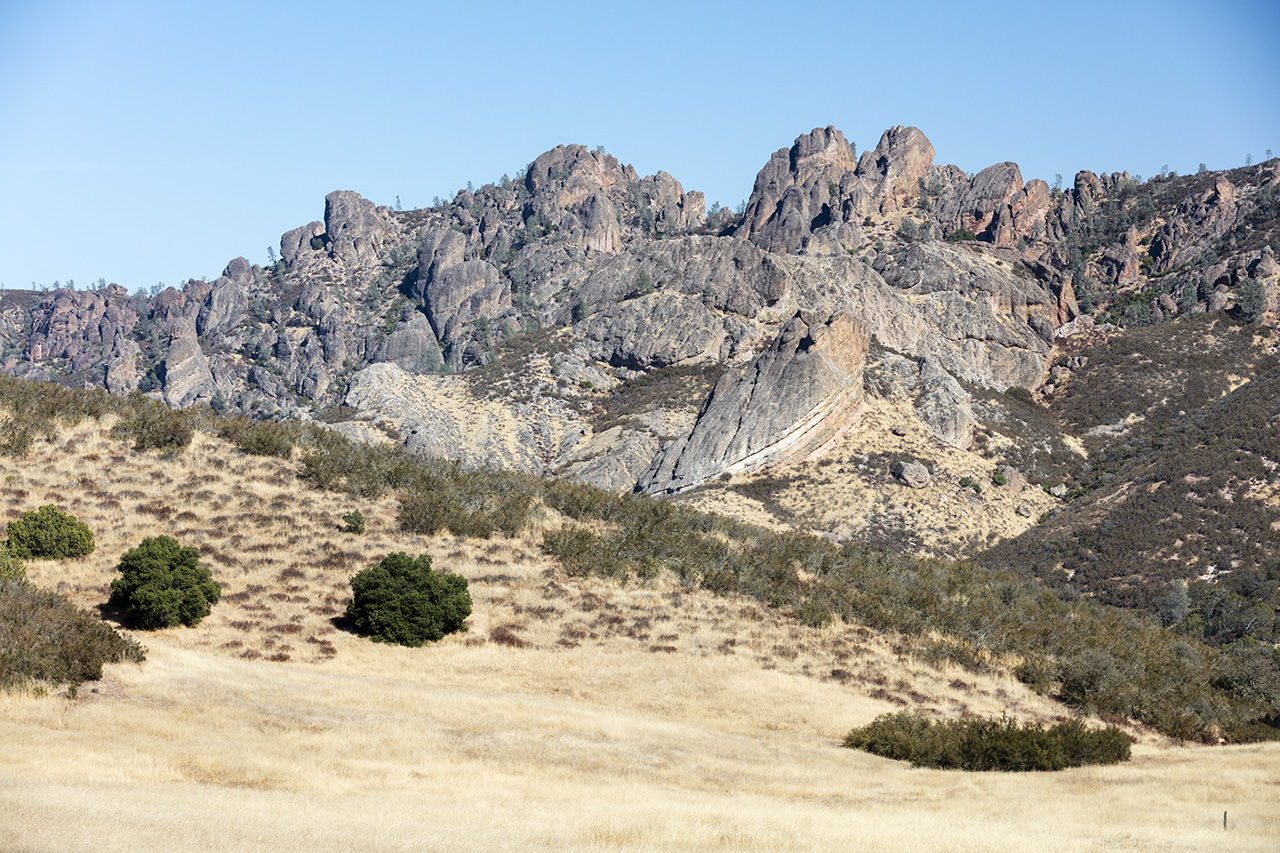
[{"xmin": 639, "ymin": 311, "xmax": 867, "ymax": 495}]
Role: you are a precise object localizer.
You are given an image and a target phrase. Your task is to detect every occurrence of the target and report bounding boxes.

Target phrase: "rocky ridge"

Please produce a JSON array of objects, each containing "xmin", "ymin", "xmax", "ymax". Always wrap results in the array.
[{"xmin": 1, "ymin": 125, "xmax": 1277, "ymax": 502}]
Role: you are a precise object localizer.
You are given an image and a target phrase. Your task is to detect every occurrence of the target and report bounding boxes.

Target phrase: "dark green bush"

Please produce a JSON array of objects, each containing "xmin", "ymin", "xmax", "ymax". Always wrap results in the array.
[
  {"xmin": 843, "ymin": 712, "xmax": 1131, "ymax": 771},
  {"xmin": 346, "ymin": 552, "xmax": 471, "ymax": 646},
  {"xmin": 341, "ymin": 510, "xmax": 366, "ymax": 535},
  {"xmin": 109, "ymin": 536, "xmax": 221, "ymax": 629},
  {"xmin": 0, "ymin": 579, "xmax": 145, "ymax": 688},
  {"xmin": 6, "ymin": 505, "xmax": 95, "ymax": 560}
]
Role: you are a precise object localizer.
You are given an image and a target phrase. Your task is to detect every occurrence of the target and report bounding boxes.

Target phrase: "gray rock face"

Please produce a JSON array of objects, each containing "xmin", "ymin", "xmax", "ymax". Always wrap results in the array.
[
  {"xmin": 738, "ymin": 126, "xmax": 865, "ymax": 254},
  {"xmin": 104, "ymin": 336, "xmax": 141, "ymax": 395},
  {"xmin": 892, "ymin": 460, "xmax": 930, "ymax": 488},
  {"xmin": 162, "ymin": 318, "xmax": 215, "ymax": 407},
  {"xmin": 639, "ymin": 311, "xmax": 867, "ymax": 494},
  {"xmin": 376, "ymin": 312, "xmax": 440, "ymax": 370},
  {"xmin": 324, "ymin": 190, "xmax": 392, "ymax": 265},
  {"xmin": 280, "ymin": 221, "xmax": 325, "ymax": 265},
  {"xmin": 580, "ymin": 192, "xmax": 622, "ymax": 254},
  {"xmin": 855, "ymin": 125, "xmax": 936, "ymax": 213},
  {"xmin": 914, "ymin": 357, "xmax": 975, "ymax": 448},
  {"xmin": 413, "ymin": 229, "xmax": 508, "ymax": 350},
  {"xmin": 554, "ymin": 427, "xmax": 662, "ymax": 493},
  {"xmin": 934, "ymin": 162, "xmax": 1039, "ymax": 246},
  {"xmin": 876, "ymin": 241, "xmax": 1053, "ymax": 389},
  {"xmin": 196, "ymin": 259, "xmax": 251, "ymax": 340},
  {"xmin": 580, "ymin": 292, "xmax": 726, "ymax": 369}
]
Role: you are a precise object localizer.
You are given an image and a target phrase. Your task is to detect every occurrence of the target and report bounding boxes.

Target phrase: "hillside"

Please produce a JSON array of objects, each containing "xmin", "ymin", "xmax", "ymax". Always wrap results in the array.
[{"xmin": 3, "ymin": 407, "xmax": 1279, "ymax": 851}]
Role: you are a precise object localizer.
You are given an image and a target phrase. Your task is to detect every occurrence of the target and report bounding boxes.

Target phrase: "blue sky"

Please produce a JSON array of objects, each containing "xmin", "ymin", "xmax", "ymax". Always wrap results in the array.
[{"xmin": 2, "ymin": 0, "xmax": 1276, "ymax": 292}]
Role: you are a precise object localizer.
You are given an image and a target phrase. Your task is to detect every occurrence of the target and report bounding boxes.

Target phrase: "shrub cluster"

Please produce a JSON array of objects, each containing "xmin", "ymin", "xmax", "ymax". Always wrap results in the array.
[
  {"xmin": 0, "ymin": 374, "xmax": 125, "ymax": 457},
  {"xmin": 110, "ymin": 397, "xmax": 194, "ymax": 455},
  {"xmin": 109, "ymin": 536, "xmax": 221, "ymax": 629},
  {"xmin": 843, "ymin": 712, "xmax": 1131, "ymax": 771},
  {"xmin": 347, "ymin": 552, "xmax": 471, "ymax": 646},
  {"xmin": 0, "ymin": 579, "xmax": 145, "ymax": 688},
  {"xmin": 6, "ymin": 505, "xmax": 95, "ymax": 560}
]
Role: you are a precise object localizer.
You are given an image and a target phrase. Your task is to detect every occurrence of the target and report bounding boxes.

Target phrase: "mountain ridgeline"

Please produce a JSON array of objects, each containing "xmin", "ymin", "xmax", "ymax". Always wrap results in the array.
[{"xmin": 2, "ymin": 126, "xmax": 1278, "ymax": 605}]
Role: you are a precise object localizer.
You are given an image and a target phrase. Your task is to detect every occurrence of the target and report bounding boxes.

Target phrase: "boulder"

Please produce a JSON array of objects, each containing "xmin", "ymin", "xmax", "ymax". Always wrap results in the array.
[
  {"xmin": 995, "ymin": 464, "xmax": 1026, "ymax": 492},
  {"xmin": 639, "ymin": 311, "xmax": 867, "ymax": 494},
  {"xmin": 892, "ymin": 460, "xmax": 930, "ymax": 488}
]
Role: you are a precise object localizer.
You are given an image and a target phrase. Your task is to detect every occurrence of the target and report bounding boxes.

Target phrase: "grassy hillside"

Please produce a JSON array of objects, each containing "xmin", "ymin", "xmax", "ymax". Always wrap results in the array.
[{"xmin": 2, "ymin": 408, "xmax": 1279, "ymax": 850}]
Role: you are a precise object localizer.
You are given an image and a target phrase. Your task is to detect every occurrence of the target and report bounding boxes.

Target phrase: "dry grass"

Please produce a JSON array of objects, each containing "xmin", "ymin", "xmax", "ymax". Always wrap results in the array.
[
  {"xmin": 2, "ymin": 416, "xmax": 1277, "ymax": 851},
  {"xmin": 682, "ymin": 396, "xmax": 1056, "ymax": 558}
]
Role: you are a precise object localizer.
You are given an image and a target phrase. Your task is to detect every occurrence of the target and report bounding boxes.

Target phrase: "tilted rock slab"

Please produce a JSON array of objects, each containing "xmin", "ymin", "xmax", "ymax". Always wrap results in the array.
[
  {"xmin": 162, "ymin": 318, "xmax": 216, "ymax": 408},
  {"xmin": 639, "ymin": 310, "xmax": 867, "ymax": 495}
]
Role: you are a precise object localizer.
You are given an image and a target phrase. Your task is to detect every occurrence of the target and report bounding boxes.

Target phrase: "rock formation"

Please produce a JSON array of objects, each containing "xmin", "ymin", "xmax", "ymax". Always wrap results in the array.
[{"xmin": 639, "ymin": 311, "xmax": 867, "ymax": 494}]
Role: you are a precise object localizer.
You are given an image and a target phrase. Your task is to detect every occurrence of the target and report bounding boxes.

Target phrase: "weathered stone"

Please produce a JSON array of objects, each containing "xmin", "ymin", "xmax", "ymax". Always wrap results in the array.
[
  {"xmin": 892, "ymin": 460, "xmax": 930, "ymax": 488},
  {"xmin": 876, "ymin": 242, "xmax": 1054, "ymax": 389},
  {"xmin": 1049, "ymin": 483, "xmax": 1068, "ymax": 498},
  {"xmin": 914, "ymin": 357, "xmax": 975, "ymax": 448},
  {"xmin": 856, "ymin": 125, "xmax": 936, "ymax": 213},
  {"xmin": 738, "ymin": 126, "xmax": 864, "ymax": 253},
  {"xmin": 196, "ymin": 263, "xmax": 250, "ymax": 339},
  {"xmin": 639, "ymin": 311, "xmax": 867, "ymax": 494},
  {"xmin": 280, "ymin": 221, "xmax": 325, "ymax": 265},
  {"xmin": 162, "ymin": 318, "xmax": 215, "ymax": 407},
  {"xmin": 323, "ymin": 190, "xmax": 392, "ymax": 265},
  {"xmin": 996, "ymin": 464, "xmax": 1026, "ymax": 492},
  {"xmin": 1016, "ymin": 504, "xmax": 1033, "ymax": 518},
  {"xmin": 104, "ymin": 336, "xmax": 141, "ymax": 395},
  {"xmin": 376, "ymin": 312, "xmax": 441, "ymax": 371}
]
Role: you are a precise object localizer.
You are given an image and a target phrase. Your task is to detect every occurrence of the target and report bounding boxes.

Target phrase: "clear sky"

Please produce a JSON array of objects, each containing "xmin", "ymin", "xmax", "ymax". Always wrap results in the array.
[{"xmin": 2, "ymin": 0, "xmax": 1277, "ymax": 292}]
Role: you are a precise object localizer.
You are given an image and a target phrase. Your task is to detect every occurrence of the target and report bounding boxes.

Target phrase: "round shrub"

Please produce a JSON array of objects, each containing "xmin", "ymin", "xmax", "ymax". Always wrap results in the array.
[
  {"xmin": 347, "ymin": 552, "xmax": 471, "ymax": 646},
  {"xmin": 6, "ymin": 504, "xmax": 95, "ymax": 560},
  {"xmin": 109, "ymin": 535, "xmax": 221, "ymax": 629}
]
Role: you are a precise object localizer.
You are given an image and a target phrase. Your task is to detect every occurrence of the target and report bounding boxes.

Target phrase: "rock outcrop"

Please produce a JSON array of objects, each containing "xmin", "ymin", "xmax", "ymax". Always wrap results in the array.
[
  {"xmin": 639, "ymin": 311, "xmax": 867, "ymax": 494},
  {"xmin": 161, "ymin": 318, "xmax": 215, "ymax": 407},
  {"xmin": 323, "ymin": 190, "xmax": 393, "ymax": 266},
  {"xmin": 197, "ymin": 258, "xmax": 252, "ymax": 341},
  {"xmin": 914, "ymin": 357, "xmax": 975, "ymax": 448}
]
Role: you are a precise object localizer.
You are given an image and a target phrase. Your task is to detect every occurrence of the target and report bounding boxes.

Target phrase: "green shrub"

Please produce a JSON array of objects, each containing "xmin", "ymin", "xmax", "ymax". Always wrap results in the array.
[
  {"xmin": 6, "ymin": 505, "xmax": 95, "ymax": 560},
  {"xmin": 843, "ymin": 712, "xmax": 1131, "ymax": 771},
  {"xmin": 346, "ymin": 552, "xmax": 471, "ymax": 646},
  {"xmin": 109, "ymin": 536, "xmax": 221, "ymax": 629},
  {"xmin": 0, "ymin": 542, "xmax": 27, "ymax": 583},
  {"xmin": 0, "ymin": 579, "xmax": 145, "ymax": 688},
  {"xmin": 111, "ymin": 399, "xmax": 193, "ymax": 455},
  {"xmin": 341, "ymin": 510, "xmax": 365, "ymax": 535},
  {"xmin": 216, "ymin": 416, "xmax": 300, "ymax": 458}
]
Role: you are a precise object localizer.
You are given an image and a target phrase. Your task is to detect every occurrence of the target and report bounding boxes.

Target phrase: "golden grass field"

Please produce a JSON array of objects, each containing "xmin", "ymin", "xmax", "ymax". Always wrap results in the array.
[{"xmin": 2, "ymin": 417, "xmax": 1278, "ymax": 851}]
